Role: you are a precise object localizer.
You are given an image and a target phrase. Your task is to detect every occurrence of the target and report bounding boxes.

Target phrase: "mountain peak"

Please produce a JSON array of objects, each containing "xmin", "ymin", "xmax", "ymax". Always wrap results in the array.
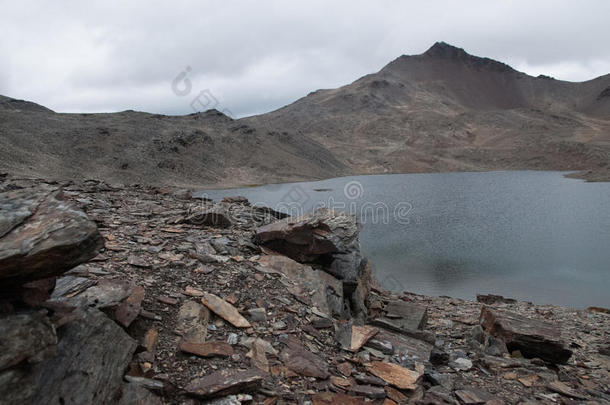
[{"xmin": 424, "ymin": 42, "xmax": 469, "ymax": 59}]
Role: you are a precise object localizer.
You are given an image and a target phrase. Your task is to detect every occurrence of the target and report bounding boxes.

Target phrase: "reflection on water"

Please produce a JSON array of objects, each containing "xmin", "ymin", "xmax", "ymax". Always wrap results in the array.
[{"xmin": 198, "ymin": 171, "xmax": 610, "ymax": 308}]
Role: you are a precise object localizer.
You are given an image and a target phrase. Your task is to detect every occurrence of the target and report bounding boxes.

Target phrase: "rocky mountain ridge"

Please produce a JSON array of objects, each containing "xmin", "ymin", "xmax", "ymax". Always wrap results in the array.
[
  {"xmin": 251, "ymin": 42, "xmax": 610, "ymax": 180},
  {"xmin": 1, "ymin": 42, "xmax": 609, "ymax": 187}
]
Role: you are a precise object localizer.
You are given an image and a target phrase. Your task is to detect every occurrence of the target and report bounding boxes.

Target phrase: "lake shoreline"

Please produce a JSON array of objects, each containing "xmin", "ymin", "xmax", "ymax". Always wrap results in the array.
[
  {"xmin": 199, "ymin": 171, "xmax": 610, "ymax": 309},
  {"xmin": 1, "ymin": 175, "xmax": 609, "ymax": 403},
  {"xmin": 194, "ymin": 168, "xmax": 609, "ymax": 191}
]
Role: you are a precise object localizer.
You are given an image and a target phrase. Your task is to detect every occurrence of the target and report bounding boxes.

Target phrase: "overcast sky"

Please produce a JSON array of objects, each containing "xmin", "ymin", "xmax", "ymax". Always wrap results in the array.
[{"xmin": 2, "ymin": 1, "xmax": 609, "ymax": 117}]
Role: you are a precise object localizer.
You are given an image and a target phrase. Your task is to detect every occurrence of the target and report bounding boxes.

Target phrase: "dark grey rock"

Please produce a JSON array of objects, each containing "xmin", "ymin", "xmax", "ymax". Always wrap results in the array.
[
  {"xmin": 485, "ymin": 335, "xmax": 509, "ymax": 357},
  {"xmin": 480, "ymin": 306, "xmax": 572, "ymax": 364},
  {"xmin": 429, "ymin": 348, "xmax": 449, "ymax": 366},
  {"xmin": 247, "ymin": 308, "xmax": 267, "ymax": 322},
  {"xmin": 29, "ymin": 307, "xmax": 137, "ymax": 405},
  {"xmin": 384, "ymin": 299, "xmax": 428, "ymax": 330},
  {"xmin": 117, "ymin": 382, "xmax": 163, "ymax": 405},
  {"xmin": 365, "ymin": 338, "xmax": 394, "ymax": 355},
  {"xmin": 0, "ymin": 311, "xmax": 57, "ymax": 371},
  {"xmin": 255, "ymin": 208, "xmax": 363, "ymax": 284},
  {"xmin": 0, "ymin": 187, "xmax": 103, "ymax": 292}
]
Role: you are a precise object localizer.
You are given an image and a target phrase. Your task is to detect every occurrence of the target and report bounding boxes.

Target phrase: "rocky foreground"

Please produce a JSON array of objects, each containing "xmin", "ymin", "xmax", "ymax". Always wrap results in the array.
[{"xmin": 1, "ymin": 174, "xmax": 609, "ymax": 405}]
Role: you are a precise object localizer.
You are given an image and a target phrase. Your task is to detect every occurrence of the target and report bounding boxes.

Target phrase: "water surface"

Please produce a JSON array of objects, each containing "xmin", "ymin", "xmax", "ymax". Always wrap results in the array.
[{"xmin": 198, "ymin": 171, "xmax": 610, "ymax": 308}]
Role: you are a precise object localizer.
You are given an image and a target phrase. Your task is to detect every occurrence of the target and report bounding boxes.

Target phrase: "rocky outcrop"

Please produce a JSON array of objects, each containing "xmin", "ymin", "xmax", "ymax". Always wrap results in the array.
[
  {"xmin": 0, "ymin": 186, "xmax": 103, "ymax": 296},
  {"xmin": 0, "ymin": 311, "xmax": 57, "ymax": 372},
  {"xmin": 480, "ymin": 306, "xmax": 572, "ymax": 364},
  {"xmin": 255, "ymin": 208, "xmax": 364, "ymax": 284},
  {"xmin": 0, "ymin": 184, "xmax": 142, "ymax": 405},
  {"xmin": 29, "ymin": 307, "xmax": 137, "ymax": 404},
  {"xmin": 1, "ymin": 308, "xmax": 136, "ymax": 405},
  {"xmin": 0, "ymin": 176, "xmax": 606, "ymax": 404},
  {"xmin": 255, "ymin": 208, "xmax": 368, "ymax": 318},
  {"xmin": 258, "ymin": 254, "xmax": 344, "ymax": 318}
]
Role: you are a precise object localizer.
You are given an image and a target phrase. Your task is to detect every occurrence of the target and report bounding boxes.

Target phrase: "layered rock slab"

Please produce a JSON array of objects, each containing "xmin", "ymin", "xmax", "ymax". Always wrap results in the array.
[
  {"xmin": 254, "ymin": 208, "xmax": 364, "ymax": 284},
  {"xmin": 185, "ymin": 368, "xmax": 266, "ymax": 399},
  {"xmin": 0, "ymin": 311, "xmax": 57, "ymax": 372},
  {"xmin": 0, "ymin": 307, "xmax": 137, "ymax": 405},
  {"xmin": 258, "ymin": 254, "xmax": 344, "ymax": 318},
  {"xmin": 479, "ymin": 306, "xmax": 572, "ymax": 364},
  {"xmin": 0, "ymin": 186, "xmax": 103, "ymax": 291}
]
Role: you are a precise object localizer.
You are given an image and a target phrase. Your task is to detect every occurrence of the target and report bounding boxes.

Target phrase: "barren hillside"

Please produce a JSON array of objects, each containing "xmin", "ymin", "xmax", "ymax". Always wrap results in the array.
[
  {"xmin": 247, "ymin": 42, "xmax": 610, "ymax": 180},
  {"xmin": 1, "ymin": 43, "xmax": 609, "ymax": 186}
]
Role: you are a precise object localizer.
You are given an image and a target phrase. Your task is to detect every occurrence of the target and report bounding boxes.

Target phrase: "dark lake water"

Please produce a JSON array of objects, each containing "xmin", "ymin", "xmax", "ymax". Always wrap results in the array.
[{"xmin": 198, "ymin": 171, "xmax": 610, "ymax": 308}]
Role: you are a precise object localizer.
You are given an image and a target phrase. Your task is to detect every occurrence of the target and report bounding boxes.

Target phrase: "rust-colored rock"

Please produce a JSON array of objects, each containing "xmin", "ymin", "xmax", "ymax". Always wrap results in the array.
[
  {"xmin": 385, "ymin": 386, "xmax": 407, "ymax": 403},
  {"xmin": 547, "ymin": 381, "xmax": 588, "ymax": 400},
  {"xmin": 365, "ymin": 361, "xmax": 422, "ymax": 390},
  {"xmin": 248, "ymin": 338, "xmax": 270, "ymax": 372},
  {"xmin": 201, "ymin": 292, "xmax": 251, "ymax": 328},
  {"xmin": 479, "ymin": 307, "xmax": 572, "ymax": 364},
  {"xmin": 184, "ymin": 286, "xmax": 204, "ymax": 297},
  {"xmin": 143, "ymin": 328, "xmax": 158, "ymax": 352},
  {"xmin": 180, "ymin": 341, "xmax": 234, "ymax": 358},
  {"xmin": 185, "ymin": 368, "xmax": 265, "ymax": 399},
  {"xmin": 312, "ymin": 392, "xmax": 368, "ymax": 405},
  {"xmin": 115, "ymin": 285, "xmax": 145, "ymax": 327},
  {"xmin": 280, "ymin": 339, "xmax": 329, "ymax": 379},
  {"xmin": 337, "ymin": 362, "xmax": 353, "ymax": 376},
  {"xmin": 350, "ymin": 325, "xmax": 379, "ymax": 352},
  {"xmin": 157, "ymin": 295, "xmax": 178, "ymax": 305}
]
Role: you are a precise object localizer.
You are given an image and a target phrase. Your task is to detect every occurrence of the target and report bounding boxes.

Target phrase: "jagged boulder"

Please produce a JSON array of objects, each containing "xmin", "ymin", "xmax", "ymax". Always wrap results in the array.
[
  {"xmin": 0, "ymin": 186, "xmax": 103, "ymax": 295},
  {"xmin": 254, "ymin": 208, "xmax": 364, "ymax": 285},
  {"xmin": 0, "ymin": 311, "xmax": 57, "ymax": 372},
  {"xmin": 0, "ymin": 307, "xmax": 136, "ymax": 404},
  {"xmin": 30, "ymin": 307, "xmax": 137, "ymax": 404},
  {"xmin": 258, "ymin": 254, "xmax": 344, "ymax": 318},
  {"xmin": 479, "ymin": 306, "xmax": 572, "ymax": 364}
]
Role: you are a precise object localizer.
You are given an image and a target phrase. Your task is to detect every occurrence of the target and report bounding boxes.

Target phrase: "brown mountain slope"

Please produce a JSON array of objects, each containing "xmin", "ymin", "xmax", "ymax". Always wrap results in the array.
[
  {"xmin": 1, "ymin": 42, "xmax": 609, "ymax": 186},
  {"xmin": 245, "ymin": 42, "xmax": 610, "ymax": 179},
  {"xmin": 0, "ymin": 101, "xmax": 346, "ymax": 187}
]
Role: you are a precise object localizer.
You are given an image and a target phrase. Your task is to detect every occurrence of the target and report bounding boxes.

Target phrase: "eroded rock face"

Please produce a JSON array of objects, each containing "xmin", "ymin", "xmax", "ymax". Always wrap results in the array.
[
  {"xmin": 258, "ymin": 254, "xmax": 344, "ymax": 318},
  {"xmin": 254, "ymin": 209, "xmax": 369, "ymax": 321},
  {"xmin": 185, "ymin": 368, "xmax": 266, "ymax": 399},
  {"xmin": 479, "ymin": 306, "xmax": 572, "ymax": 364},
  {"xmin": 255, "ymin": 208, "xmax": 363, "ymax": 284},
  {"xmin": 0, "ymin": 311, "xmax": 57, "ymax": 372},
  {"xmin": 29, "ymin": 307, "xmax": 137, "ymax": 404},
  {"xmin": 0, "ymin": 186, "xmax": 104, "ymax": 293},
  {"xmin": 0, "ymin": 307, "xmax": 136, "ymax": 405}
]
